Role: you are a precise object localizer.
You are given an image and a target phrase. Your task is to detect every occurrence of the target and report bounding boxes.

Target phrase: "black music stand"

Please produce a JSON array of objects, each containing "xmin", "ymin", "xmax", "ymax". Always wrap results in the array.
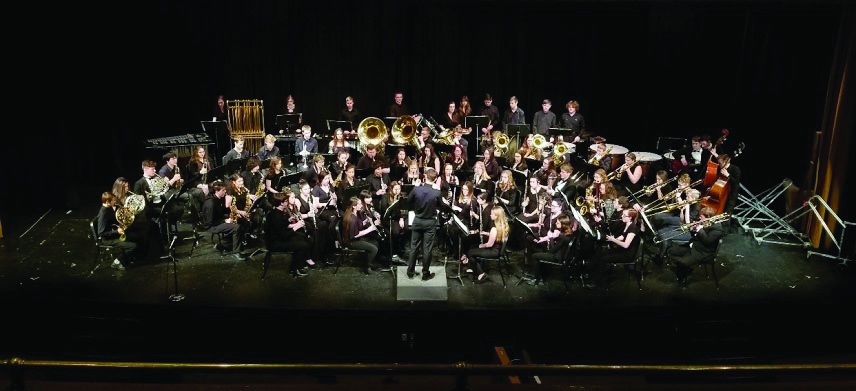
[
  {"xmin": 383, "ymin": 117, "xmax": 398, "ymax": 129},
  {"xmin": 465, "ymin": 115, "xmax": 489, "ymax": 157},
  {"xmin": 161, "ymin": 235, "xmax": 184, "ymax": 302},
  {"xmin": 277, "ymin": 171, "xmax": 305, "ymax": 192},
  {"xmin": 401, "ymin": 184, "xmax": 415, "ymax": 195},
  {"xmin": 225, "ymin": 157, "xmax": 250, "ymax": 177},
  {"xmin": 549, "ymin": 127, "xmax": 573, "ymax": 141},
  {"xmin": 355, "ymin": 168, "xmax": 372, "ymax": 180},
  {"xmin": 343, "ymin": 184, "xmax": 370, "ymax": 205},
  {"xmin": 326, "ymin": 120, "xmax": 353, "ymax": 133},
  {"xmin": 383, "ymin": 197, "xmax": 406, "ymax": 265},
  {"xmin": 277, "ymin": 114, "xmax": 302, "ymax": 134},
  {"xmin": 507, "ymin": 124, "xmax": 529, "ymax": 151},
  {"xmin": 454, "ymin": 170, "xmax": 474, "ymax": 185},
  {"xmin": 200, "ymin": 120, "xmax": 229, "ymax": 159},
  {"xmin": 511, "ymin": 168, "xmax": 529, "ymax": 189}
]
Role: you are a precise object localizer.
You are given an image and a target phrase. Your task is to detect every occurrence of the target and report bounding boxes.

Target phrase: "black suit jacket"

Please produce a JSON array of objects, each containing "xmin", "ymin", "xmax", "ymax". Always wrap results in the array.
[{"xmin": 407, "ymin": 184, "xmax": 441, "ymax": 229}]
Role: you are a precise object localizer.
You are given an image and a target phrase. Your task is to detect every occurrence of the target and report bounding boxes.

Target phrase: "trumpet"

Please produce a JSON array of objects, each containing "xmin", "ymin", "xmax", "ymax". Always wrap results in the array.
[{"xmin": 657, "ymin": 214, "xmax": 731, "ymax": 242}]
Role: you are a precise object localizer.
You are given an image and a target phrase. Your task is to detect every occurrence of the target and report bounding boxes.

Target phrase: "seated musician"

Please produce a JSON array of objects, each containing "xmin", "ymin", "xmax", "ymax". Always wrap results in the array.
[
  {"xmin": 378, "ymin": 181, "xmax": 407, "ymax": 259},
  {"xmin": 470, "ymin": 161, "xmax": 495, "ymax": 198},
  {"xmin": 525, "ymin": 194, "xmax": 563, "ymax": 251},
  {"xmin": 587, "ymin": 209, "xmax": 641, "ymax": 289},
  {"xmin": 329, "ymin": 149, "xmax": 350, "ymax": 183},
  {"xmin": 241, "ymin": 156, "xmax": 269, "ymax": 215},
  {"xmin": 441, "ymin": 162, "xmax": 461, "ymax": 189},
  {"xmin": 448, "ymin": 144, "xmax": 469, "ymax": 172},
  {"xmin": 552, "ymin": 163, "xmax": 578, "ymax": 202},
  {"xmin": 368, "ymin": 162, "xmax": 391, "ymax": 204},
  {"xmin": 673, "ymin": 136, "xmax": 711, "ymax": 180},
  {"xmin": 187, "ymin": 145, "xmax": 215, "ymax": 209},
  {"xmin": 296, "ymin": 180, "xmax": 322, "ymax": 266},
  {"xmin": 226, "ymin": 173, "xmax": 261, "ymax": 239},
  {"xmin": 523, "ymin": 212, "xmax": 574, "ymax": 286},
  {"xmin": 519, "ymin": 136, "xmax": 534, "ymax": 159},
  {"xmin": 133, "ymin": 160, "xmax": 164, "ymax": 220},
  {"xmin": 335, "ymin": 164, "xmax": 362, "ymax": 205},
  {"xmin": 418, "ymin": 144, "xmax": 442, "ymax": 174},
  {"xmin": 389, "ymin": 148, "xmax": 410, "ymax": 181},
  {"xmin": 482, "ymin": 148, "xmax": 501, "ymax": 181},
  {"xmin": 667, "ymin": 206, "xmax": 724, "ymax": 284},
  {"xmin": 496, "ymin": 170, "xmax": 520, "ymax": 216},
  {"xmin": 258, "ymin": 134, "xmax": 280, "ymax": 161},
  {"xmin": 452, "ymin": 127, "xmax": 468, "ymax": 153},
  {"xmin": 588, "ymin": 143, "xmax": 613, "ymax": 172},
  {"xmin": 520, "ymin": 177, "xmax": 544, "ymax": 224},
  {"xmin": 158, "ymin": 151, "xmax": 184, "ymax": 189},
  {"xmin": 267, "ymin": 191, "xmax": 311, "ymax": 277},
  {"xmin": 645, "ymin": 170, "xmax": 674, "ymax": 203},
  {"xmin": 112, "ymin": 177, "xmax": 131, "ymax": 206},
  {"xmin": 652, "ymin": 189, "xmax": 700, "ymax": 261},
  {"xmin": 415, "ymin": 126, "xmax": 431, "ymax": 150},
  {"xmin": 201, "ymin": 181, "xmax": 245, "ymax": 259},
  {"xmin": 97, "ymin": 192, "xmax": 139, "ymax": 270},
  {"xmin": 460, "ymin": 205, "xmax": 509, "ymax": 284},
  {"xmin": 402, "ymin": 159, "xmax": 423, "ymax": 186},
  {"xmin": 265, "ymin": 156, "xmax": 285, "ymax": 195},
  {"xmin": 311, "ymin": 171, "xmax": 339, "ymax": 228},
  {"xmin": 510, "ymin": 152, "xmax": 528, "ymax": 172},
  {"xmin": 357, "ymin": 144, "xmax": 386, "ymax": 170},
  {"xmin": 616, "ymin": 152, "xmax": 644, "ymax": 195},
  {"xmin": 304, "ymin": 154, "xmax": 328, "ymax": 188},
  {"xmin": 534, "ymin": 159, "xmax": 555, "ymax": 185},
  {"xmin": 342, "ymin": 196, "xmax": 388, "ymax": 272},
  {"xmin": 329, "ymin": 128, "xmax": 351, "ymax": 154},
  {"xmin": 295, "ymin": 125, "xmax": 318, "ymax": 168},
  {"xmin": 222, "ymin": 135, "xmax": 250, "ymax": 165},
  {"xmin": 450, "ymin": 181, "xmax": 478, "ymax": 243}
]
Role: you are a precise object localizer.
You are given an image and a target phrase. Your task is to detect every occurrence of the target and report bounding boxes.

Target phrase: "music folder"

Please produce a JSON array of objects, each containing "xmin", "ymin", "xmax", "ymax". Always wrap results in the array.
[
  {"xmin": 510, "ymin": 213, "xmax": 535, "ymax": 238},
  {"xmin": 343, "ymin": 184, "xmax": 370, "ymax": 204},
  {"xmin": 277, "ymin": 171, "xmax": 305, "ymax": 191}
]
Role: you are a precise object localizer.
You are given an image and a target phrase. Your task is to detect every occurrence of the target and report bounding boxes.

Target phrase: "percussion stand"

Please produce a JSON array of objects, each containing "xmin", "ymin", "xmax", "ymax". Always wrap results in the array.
[{"xmin": 161, "ymin": 235, "xmax": 185, "ymax": 302}]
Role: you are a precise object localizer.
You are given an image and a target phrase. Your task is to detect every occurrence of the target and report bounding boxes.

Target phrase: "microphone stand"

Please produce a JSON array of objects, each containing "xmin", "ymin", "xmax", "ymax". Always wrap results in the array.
[{"xmin": 161, "ymin": 235, "xmax": 184, "ymax": 302}]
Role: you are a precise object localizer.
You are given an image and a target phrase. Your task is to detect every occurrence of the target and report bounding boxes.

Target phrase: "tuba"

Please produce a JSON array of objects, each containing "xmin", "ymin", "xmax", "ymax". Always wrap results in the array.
[
  {"xmin": 531, "ymin": 134, "xmax": 552, "ymax": 150},
  {"xmin": 494, "ymin": 133, "xmax": 510, "ymax": 153},
  {"xmin": 553, "ymin": 142, "xmax": 573, "ymax": 164},
  {"xmin": 391, "ymin": 115, "xmax": 418, "ymax": 145},
  {"xmin": 357, "ymin": 117, "xmax": 389, "ymax": 153}
]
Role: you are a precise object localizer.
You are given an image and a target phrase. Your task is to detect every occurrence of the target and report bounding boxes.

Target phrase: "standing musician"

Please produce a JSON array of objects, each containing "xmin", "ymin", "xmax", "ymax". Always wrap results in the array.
[
  {"xmin": 389, "ymin": 92, "xmax": 410, "ymax": 118},
  {"xmin": 201, "ymin": 181, "xmax": 245, "ymax": 259},
  {"xmin": 502, "ymin": 96, "xmax": 525, "ymax": 131},
  {"xmin": 667, "ymin": 206, "xmax": 724, "ymax": 285},
  {"xmin": 589, "ymin": 143, "xmax": 613, "ymax": 172},
  {"xmin": 456, "ymin": 96, "xmax": 472, "ymax": 131},
  {"xmin": 560, "ymin": 100, "xmax": 586, "ymax": 140},
  {"xmin": 265, "ymin": 156, "xmax": 285, "ymax": 195},
  {"xmin": 470, "ymin": 161, "xmax": 495, "ymax": 198},
  {"xmin": 97, "ymin": 192, "xmax": 139, "ymax": 270},
  {"xmin": 296, "ymin": 180, "xmax": 321, "ymax": 266},
  {"xmin": 495, "ymin": 170, "xmax": 520, "ymax": 216},
  {"xmin": 329, "ymin": 128, "xmax": 351, "ymax": 154},
  {"xmin": 283, "ymin": 94, "xmax": 300, "ymax": 115},
  {"xmin": 339, "ymin": 96, "xmax": 361, "ymax": 133},
  {"xmin": 304, "ymin": 154, "xmax": 329, "ymax": 188},
  {"xmin": 342, "ymin": 196, "xmax": 387, "ymax": 272},
  {"xmin": 448, "ymin": 144, "xmax": 469, "ymax": 172},
  {"xmin": 586, "ymin": 209, "xmax": 642, "ymax": 289},
  {"xmin": 532, "ymin": 99, "xmax": 557, "ymax": 136},
  {"xmin": 226, "ymin": 173, "xmax": 261, "ymax": 238},
  {"xmin": 482, "ymin": 147, "xmax": 501, "ymax": 181},
  {"xmin": 378, "ymin": 181, "xmax": 407, "ymax": 260},
  {"xmin": 460, "ymin": 205, "xmax": 509, "ymax": 284},
  {"xmin": 213, "ymin": 95, "xmax": 228, "ymax": 122},
  {"xmin": 389, "ymin": 148, "xmax": 411, "ymax": 182},
  {"xmin": 258, "ymin": 134, "xmax": 280, "ymax": 161},
  {"xmin": 402, "ymin": 159, "xmax": 423, "ymax": 186},
  {"xmin": 523, "ymin": 212, "xmax": 574, "ymax": 286},
  {"xmin": 222, "ymin": 135, "xmax": 250, "ymax": 165},
  {"xmin": 418, "ymin": 143, "xmax": 442, "ymax": 174},
  {"xmin": 267, "ymin": 191, "xmax": 311, "ymax": 277},
  {"xmin": 477, "ymin": 94, "xmax": 501, "ymax": 150},
  {"xmin": 438, "ymin": 100, "xmax": 462, "ymax": 130},
  {"xmin": 406, "ymin": 168, "xmax": 443, "ymax": 280}
]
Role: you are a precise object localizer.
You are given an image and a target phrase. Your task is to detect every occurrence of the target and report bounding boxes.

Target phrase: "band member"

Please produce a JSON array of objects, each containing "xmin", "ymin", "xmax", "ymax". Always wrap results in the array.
[
  {"xmin": 222, "ymin": 135, "xmax": 250, "ymax": 165},
  {"xmin": 133, "ymin": 160, "xmax": 164, "ymax": 219},
  {"xmin": 482, "ymin": 148, "xmax": 500, "ymax": 181},
  {"xmin": 283, "ymin": 94, "xmax": 300, "ymax": 114},
  {"xmin": 560, "ymin": 100, "xmax": 586, "ymax": 139},
  {"xmin": 213, "ymin": 95, "xmax": 227, "ymax": 121},
  {"xmin": 673, "ymin": 136, "xmax": 711, "ymax": 179},
  {"xmin": 406, "ymin": 168, "xmax": 443, "ymax": 280},
  {"xmin": 523, "ymin": 212, "xmax": 574, "ymax": 286},
  {"xmin": 552, "ymin": 164, "xmax": 579, "ymax": 202},
  {"xmin": 534, "ymin": 159, "xmax": 556, "ymax": 186},
  {"xmin": 112, "ymin": 177, "xmax": 131, "ymax": 206},
  {"xmin": 456, "ymin": 96, "xmax": 472, "ymax": 133},
  {"xmin": 441, "ymin": 162, "xmax": 460, "ymax": 188},
  {"xmin": 97, "ymin": 192, "xmax": 139, "ymax": 270},
  {"xmin": 342, "ymin": 196, "xmax": 386, "ymax": 272},
  {"xmin": 304, "ymin": 154, "xmax": 329, "ymax": 188},
  {"xmin": 201, "ymin": 181, "xmax": 245, "ymax": 259},
  {"xmin": 389, "ymin": 92, "xmax": 410, "ymax": 118},
  {"xmin": 368, "ymin": 162, "xmax": 391, "ymax": 202},
  {"xmin": 589, "ymin": 143, "xmax": 613, "ymax": 172},
  {"xmin": 526, "ymin": 194, "xmax": 562, "ymax": 246},
  {"xmin": 520, "ymin": 177, "xmax": 544, "ymax": 223},
  {"xmin": 187, "ymin": 145, "xmax": 215, "ymax": 206},
  {"xmin": 402, "ymin": 159, "xmax": 423, "ymax": 186},
  {"xmin": 502, "ymin": 96, "xmax": 526, "ymax": 131},
  {"xmin": 586, "ymin": 209, "xmax": 641, "ymax": 289},
  {"xmin": 510, "ymin": 152, "xmax": 528, "ymax": 172},
  {"xmin": 477, "ymin": 94, "xmax": 501, "ymax": 149},
  {"xmin": 329, "ymin": 128, "xmax": 351, "ymax": 154},
  {"xmin": 616, "ymin": 152, "xmax": 644, "ymax": 194},
  {"xmin": 267, "ymin": 191, "xmax": 311, "ymax": 277},
  {"xmin": 439, "ymin": 100, "xmax": 462, "ymax": 130},
  {"xmin": 330, "ymin": 149, "xmax": 350, "ymax": 183},
  {"xmin": 227, "ymin": 173, "xmax": 261, "ymax": 237},
  {"xmin": 339, "ymin": 96, "xmax": 361, "ymax": 132},
  {"xmin": 452, "ymin": 127, "xmax": 469, "ymax": 152},
  {"xmin": 258, "ymin": 134, "xmax": 280, "ymax": 161},
  {"xmin": 448, "ymin": 144, "xmax": 469, "ymax": 172},
  {"xmin": 295, "ymin": 125, "xmax": 318, "ymax": 168},
  {"xmin": 296, "ymin": 180, "xmax": 322, "ymax": 266},
  {"xmin": 471, "ymin": 161, "xmax": 495, "ymax": 197},
  {"xmin": 496, "ymin": 170, "xmax": 520, "ymax": 216},
  {"xmin": 714, "ymin": 153, "xmax": 741, "ymax": 215},
  {"xmin": 645, "ymin": 170, "xmax": 674, "ymax": 201},
  {"xmin": 415, "ymin": 126, "xmax": 431, "ymax": 150},
  {"xmin": 667, "ymin": 206, "xmax": 724, "ymax": 285},
  {"xmin": 158, "ymin": 151, "xmax": 184, "ymax": 189},
  {"xmin": 460, "ymin": 205, "xmax": 509, "ymax": 283},
  {"xmin": 312, "ymin": 171, "xmax": 340, "ymax": 225},
  {"xmin": 532, "ymin": 99, "xmax": 557, "ymax": 136},
  {"xmin": 518, "ymin": 137, "xmax": 534, "ymax": 159},
  {"xmin": 418, "ymin": 143, "xmax": 442, "ymax": 174},
  {"xmin": 389, "ymin": 147, "xmax": 410, "ymax": 181},
  {"xmin": 265, "ymin": 156, "xmax": 285, "ymax": 195},
  {"xmin": 652, "ymin": 189, "xmax": 700, "ymax": 260},
  {"xmin": 357, "ymin": 144, "xmax": 386, "ymax": 170},
  {"xmin": 378, "ymin": 181, "xmax": 406, "ymax": 258},
  {"xmin": 335, "ymin": 164, "xmax": 361, "ymax": 203}
]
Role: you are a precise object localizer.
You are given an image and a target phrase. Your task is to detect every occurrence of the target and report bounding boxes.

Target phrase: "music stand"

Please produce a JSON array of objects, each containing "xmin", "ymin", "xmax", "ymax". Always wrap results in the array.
[
  {"xmin": 225, "ymin": 156, "xmax": 250, "ymax": 177},
  {"xmin": 549, "ymin": 127, "xmax": 573, "ymax": 141},
  {"xmin": 657, "ymin": 137, "xmax": 687, "ymax": 154},
  {"xmin": 344, "ymin": 184, "xmax": 370, "ymax": 203},
  {"xmin": 200, "ymin": 120, "xmax": 229, "ymax": 159},
  {"xmin": 383, "ymin": 197, "xmax": 406, "ymax": 266},
  {"xmin": 355, "ymin": 168, "xmax": 372, "ymax": 180},
  {"xmin": 507, "ymin": 124, "xmax": 529, "ymax": 151},
  {"xmin": 277, "ymin": 114, "xmax": 302, "ymax": 133},
  {"xmin": 454, "ymin": 170, "xmax": 474, "ymax": 185},
  {"xmin": 465, "ymin": 115, "xmax": 489, "ymax": 156},
  {"xmin": 326, "ymin": 120, "xmax": 353, "ymax": 133},
  {"xmin": 383, "ymin": 117, "xmax": 398, "ymax": 129},
  {"xmin": 510, "ymin": 168, "xmax": 529, "ymax": 189},
  {"xmin": 161, "ymin": 235, "xmax": 184, "ymax": 302},
  {"xmin": 277, "ymin": 171, "xmax": 305, "ymax": 192}
]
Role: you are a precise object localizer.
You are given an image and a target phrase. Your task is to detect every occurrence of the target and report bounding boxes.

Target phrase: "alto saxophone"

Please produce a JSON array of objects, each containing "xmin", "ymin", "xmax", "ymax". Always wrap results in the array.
[{"xmin": 255, "ymin": 173, "xmax": 266, "ymax": 197}]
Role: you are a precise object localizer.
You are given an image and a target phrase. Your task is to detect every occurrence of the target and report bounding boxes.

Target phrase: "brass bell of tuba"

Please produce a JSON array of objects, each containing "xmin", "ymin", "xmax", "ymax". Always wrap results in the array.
[
  {"xmin": 495, "ymin": 133, "xmax": 510, "ymax": 152},
  {"xmin": 357, "ymin": 117, "xmax": 389, "ymax": 153},
  {"xmin": 391, "ymin": 115, "xmax": 418, "ymax": 146},
  {"xmin": 531, "ymin": 134, "xmax": 552, "ymax": 150}
]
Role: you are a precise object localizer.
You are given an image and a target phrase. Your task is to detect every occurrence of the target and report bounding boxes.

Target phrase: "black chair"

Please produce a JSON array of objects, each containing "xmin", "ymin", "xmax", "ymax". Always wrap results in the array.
[
  {"xmin": 536, "ymin": 237, "xmax": 576, "ymax": 293},
  {"xmin": 695, "ymin": 238, "xmax": 723, "ymax": 289},
  {"xmin": 606, "ymin": 237, "xmax": 645, "ymax": 290},
  {"xmin": 473, "ymin": 239, "xmax": 511, "ymax": 288},
  {"xmin": 89, "ymin": 217, "xmax": 127, "ymax": 273},
  {"xmin": 332, "ymin": 223, "xmax": 370, "ymax": 275},
  {"xmin": 257, "ymin": 223, "xmax": 296, "ymax": 280}
]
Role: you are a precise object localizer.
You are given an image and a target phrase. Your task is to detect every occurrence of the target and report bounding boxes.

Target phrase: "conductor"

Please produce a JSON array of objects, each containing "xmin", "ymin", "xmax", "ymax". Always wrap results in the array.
[{"xmin": 406, "ymin": 168, "xmax": 442, "ymax": 280}]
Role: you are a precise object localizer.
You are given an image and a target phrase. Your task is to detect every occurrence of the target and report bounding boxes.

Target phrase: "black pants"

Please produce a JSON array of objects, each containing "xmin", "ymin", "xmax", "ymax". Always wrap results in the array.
[
  {"xmin": 466, "ymin": 247, "xmax": 499, "ymax": 276},
  {"xmin": 408, "ymin": 217, "xmax": 437, "ymax": 275},
  {"xmin": 529, "ymin": 252, "xmax": 559, "ymax": 281},
  {"xmin": 208, "ymin": 222, "xmax": 243, "ymax": 253},
  {"xmin": 270, "ymin": 235, "xmax": 311, "ymax": 272}
]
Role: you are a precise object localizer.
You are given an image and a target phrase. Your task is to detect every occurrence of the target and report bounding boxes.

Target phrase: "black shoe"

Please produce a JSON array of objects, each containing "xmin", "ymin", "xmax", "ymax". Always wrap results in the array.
[
  {"xmin": 291, "ymin": 269, "xmax": 307, "ymax": 278},
  {"xmin": 421, "ymin": 272, "xmax": 436, "ymax": 281},
  {"xmin": 111, "ymin": 262, "xmax": 126, "ymax": 271},
  {"xmin": 406, "ymin": 271, "xmax": 419, "ymax": 279}
]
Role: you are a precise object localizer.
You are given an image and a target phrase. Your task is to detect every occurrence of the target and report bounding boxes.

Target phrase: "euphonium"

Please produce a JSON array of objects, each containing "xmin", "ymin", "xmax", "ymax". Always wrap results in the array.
[
  {"xmin": 391, "ymin": 115, "xmax": 418, "ymax": 145},
  {"xmin": 495, "ymin": 133, "xmax": 510, "ymax": 152},
  {"xmin": 552, "ymin": 142, "xmax": 572, "ymax": 165}
]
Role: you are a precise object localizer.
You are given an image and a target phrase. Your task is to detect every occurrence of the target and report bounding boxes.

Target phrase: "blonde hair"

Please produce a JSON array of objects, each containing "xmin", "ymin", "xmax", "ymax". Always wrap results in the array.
[
  {"xmin": 492, "ymin": 206, "xmax": 509, "ymax": 243},
  {"xmin": 264, "ymin": 134, "xmax": 276, "ymax": 143},
  {"xmin": 473, "ymin": 161, "xmax": 491, "ymax": 182}
]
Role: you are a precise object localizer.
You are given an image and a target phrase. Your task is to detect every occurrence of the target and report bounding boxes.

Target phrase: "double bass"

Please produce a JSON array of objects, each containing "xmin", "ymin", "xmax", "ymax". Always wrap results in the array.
[{"xmin": 701, "ymin": 129, "xmax": 730, "ymax": 215}]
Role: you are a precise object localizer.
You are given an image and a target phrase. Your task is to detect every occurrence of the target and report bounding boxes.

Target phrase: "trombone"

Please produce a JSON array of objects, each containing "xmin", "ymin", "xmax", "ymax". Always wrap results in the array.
[
  {"xmin": 645, "ymin": 179, "xmax": 702, "ymax": 210},
  {"xmin": 645, "ymin": 197, "xmax": 700, "ymax": 216},
  {"xmin": 606, "ymin": 160, "xmax": 638, "ymax": 181},
  {"xmin": 632, "ymin": 176, "xmax": 677, "ymax": 198},
  {"xmin": 656, "ymin": 213, "xmax": 731, "ymax": 242}
]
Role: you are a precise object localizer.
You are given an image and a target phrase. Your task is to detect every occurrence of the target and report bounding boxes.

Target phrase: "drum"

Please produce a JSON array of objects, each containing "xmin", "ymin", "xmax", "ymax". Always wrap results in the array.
[
  {"xmin": 633, "ymin": 151, "xmax": 662, "ymax": 179},
  {"xmin": 662, "ymin": 151, "xmax": 676, "ymax": 166}
]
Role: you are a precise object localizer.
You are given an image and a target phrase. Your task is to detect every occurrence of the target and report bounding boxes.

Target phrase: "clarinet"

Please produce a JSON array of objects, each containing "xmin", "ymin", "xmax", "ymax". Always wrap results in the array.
[
  {"xmin": 479, "ymin": 204, "xmax": 485, "ymax": 245},
  {"xmin": 367, "ymin": 204, "xmax": 386, "ymax": 240}
]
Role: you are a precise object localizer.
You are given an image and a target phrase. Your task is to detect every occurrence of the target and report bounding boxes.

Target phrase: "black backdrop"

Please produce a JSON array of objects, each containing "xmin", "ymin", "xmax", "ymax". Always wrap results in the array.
[{"xmin": 9, "ymin": 0, "xmax": 850, "ymax": 223}]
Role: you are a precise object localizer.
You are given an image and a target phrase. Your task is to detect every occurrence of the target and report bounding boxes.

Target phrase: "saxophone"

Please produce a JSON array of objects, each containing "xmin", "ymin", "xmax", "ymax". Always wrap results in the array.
[
  {"xmin": 228, "ymin": 186, "xmax": 248, "ymax": 222},
  {"xmin": 255, "ymin": 173, "xmax": 265, "ymax": 197}
]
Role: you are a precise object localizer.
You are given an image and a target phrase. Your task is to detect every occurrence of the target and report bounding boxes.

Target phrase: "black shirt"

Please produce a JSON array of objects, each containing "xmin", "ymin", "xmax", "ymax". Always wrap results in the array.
[
  {"xmin": 561, "ymin": 112, "xmax": 586, "ymax": 135},
  {"xmin": 477, "ymin": 105, "xmax": 500, "ymax": 129},
  {"xmin": 390, "ymin": 103, "xmax": 410, "ymax": 118},
  {"xmin": 502, "ymin": 108, "xmax": 525, "ymax": 130},
  {"xmin": 407, "ymin": 183, "xmax": 442, "ymax": 221},
  {"xmin": 340, "ymin": 108, "xmax": 362, "ymax": 126}
]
